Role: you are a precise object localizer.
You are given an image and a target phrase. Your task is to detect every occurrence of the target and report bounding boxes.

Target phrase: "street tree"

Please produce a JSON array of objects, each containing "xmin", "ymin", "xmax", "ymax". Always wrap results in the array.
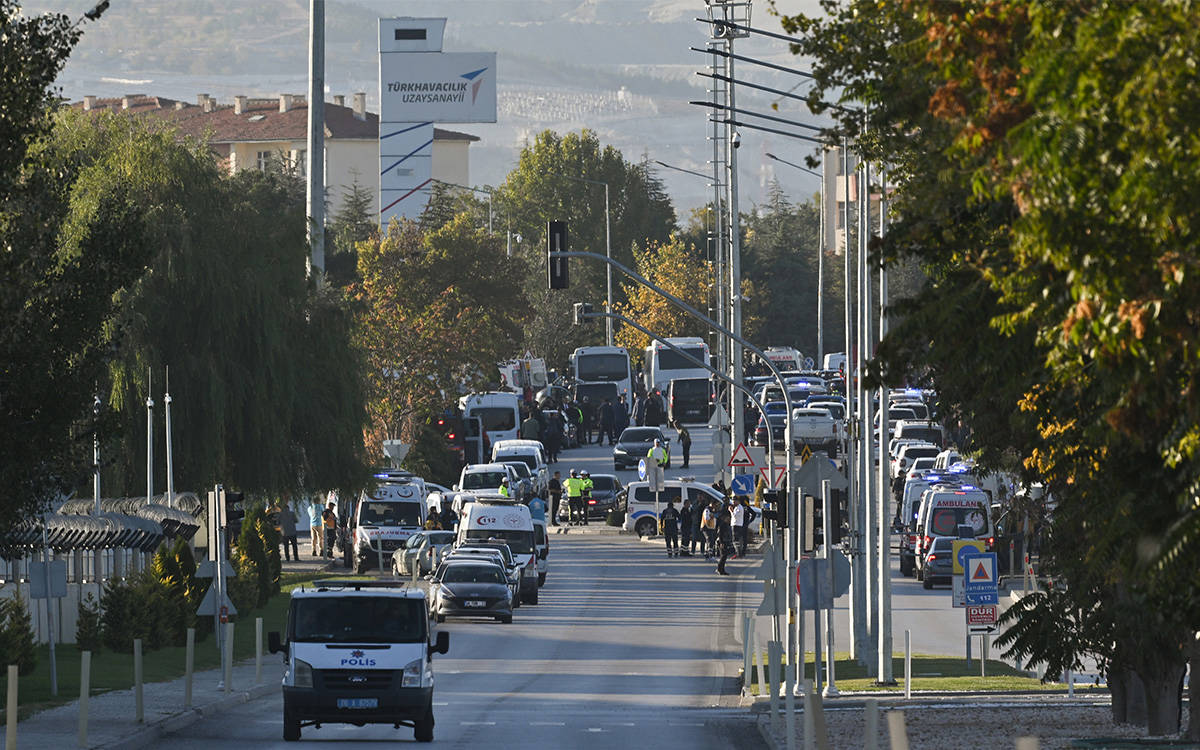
[{"xmin": 614, "ymin": 237, "xmax": 713, "ymax": 365}]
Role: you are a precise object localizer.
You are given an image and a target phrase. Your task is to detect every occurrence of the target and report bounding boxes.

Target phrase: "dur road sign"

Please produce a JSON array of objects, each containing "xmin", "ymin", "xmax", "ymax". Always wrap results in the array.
[
  {"xmin": 952, "ymin": 539, "xmax": 986, "ymax": 575},
  {"xmin": 728, "ymin": 442, "xmax": 755, "ymax": 468},
  {"xmin": 966, "ymin": 605, "xmax": 997, "ymax": 625}
]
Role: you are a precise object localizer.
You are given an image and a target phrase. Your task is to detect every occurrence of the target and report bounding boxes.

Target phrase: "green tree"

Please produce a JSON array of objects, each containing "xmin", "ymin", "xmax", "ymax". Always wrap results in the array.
[
  {"xmin": 0, "ymin": 2, "xmax": 143, "ymax": 544},
  {"xmin": 615, "ymin": 237, "xmax": 713, "ymax": 365},
  {"xmin": 0, "ymin": 597, "xmax": 37, "ymax": 676},
  {"xmin": 326, "ymin": 172, "xmax": 377, "ymax": 287},
  {"xmin": 496, "ymin": 130, "xmax": 676, "ymax": 368},
  {"xmin": 783, "ymin": 0, "xmax": 1200, "ymax": 736}
]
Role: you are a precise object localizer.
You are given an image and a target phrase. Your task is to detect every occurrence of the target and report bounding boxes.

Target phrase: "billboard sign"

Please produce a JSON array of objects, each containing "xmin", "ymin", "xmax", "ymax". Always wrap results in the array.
[{"xmin": 380, "ymin": 50, "xmax": 497, "ymax": 124}]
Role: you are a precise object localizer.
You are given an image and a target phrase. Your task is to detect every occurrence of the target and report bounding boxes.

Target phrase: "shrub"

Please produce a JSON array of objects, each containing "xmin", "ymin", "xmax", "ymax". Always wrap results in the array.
[
  {"xmin": 100, "ymin": 576, "xmax": 141, "ymax": 653},
  {"xmin": 0, "ymin": 597, "xmax": 37, "ymax": 676},
  {"xmin": 76, "ymin": 593, "xmax": 103, "ymax": 653}
]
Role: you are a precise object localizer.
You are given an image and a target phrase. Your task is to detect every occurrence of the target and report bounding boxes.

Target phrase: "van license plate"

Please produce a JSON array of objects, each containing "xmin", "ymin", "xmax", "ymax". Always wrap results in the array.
[
  {"xmin": 337, "ymin": 698, "xmax": 378, "ymax": 709},
  {"xmin": 465, "ymin": 600, "xmax": 485, "ymax": 607}
]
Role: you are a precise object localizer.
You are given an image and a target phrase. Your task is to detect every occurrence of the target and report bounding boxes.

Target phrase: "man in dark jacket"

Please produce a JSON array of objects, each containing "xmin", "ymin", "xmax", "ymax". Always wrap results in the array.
[
  {"xmin": 679, "ymin": 498, "xmax": 694, "ymax": 556},
  {"xmin": 599, "ymin": 398, "xmax": 616, "ymax": 445},
  {"xmin": 580, "ymin": 397, "xmax": 595, "ymax": 444},
  {"xmin": 660, "ymin": 499, "xmax": 681, "ymax": 557},
  {"xmin": 715, "ymin": 502, "xmax": 734, "ymax": 575}
]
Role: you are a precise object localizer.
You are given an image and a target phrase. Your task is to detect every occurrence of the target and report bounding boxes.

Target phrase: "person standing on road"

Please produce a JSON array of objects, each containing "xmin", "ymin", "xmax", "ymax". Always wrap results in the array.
[
  {"xmin": 679, "ymin": 497, "xmax": 694, "ymax": 556},
  {"xmin": 322, "ymin": 501, "xmax": 338, "ymax": 559},
  {"xmin": 548, "ymin": 471, "xmax": 563, "ymax": 526},
  {"xmin": 634, "ymin": 393, "xmax": 647, "ymax": 427},
  {"xmin": 736, "ymin": 496, "xmax": 757, "ymax": 557},
  {"xmin": 520, "ymin": 411, "xmax": 541, "ymax": 441},
  {"xmin": 675, "ymin": 421, "xmax": 692, "ymax": 469},
  {"xmin": 439, "ymin": 500, "xmax": 457, "ymax": 531},
  {"xmin": 701, "ymin": 501, "xmax": 717, "ymax": 561},
  {"xmin": 660, "ymin": 499, "xmax": 680, "ymax": 557},
  {"xmin": 565, "ymin": 469, "xmax": 584, "ymax": 527},
  {"xmin": 580, "ymin": 470, "xmax": 593, "ymax": 526},
  {"xmin": 581, "ymin": 397, "xmax": 595, "ymax": 444},
  {"xmin": 599, "ymin": 398, "xmax": 616, "ymax": 446},
  {"xmin": 690, "ymin": 497, "xmax": 706, "ymax": 556},
  {"xmin": 616, "ymin": 394, "xmax": 630, "ymax": 434},
  {"xmin": 545, "ymin": 410, "xmax": 562, "ymax": 463},
  {"xmin": 308, "ymin": 501, "xmax": 323, "ymax": 557},
  {"xmin": 715, "ymin": 501, "xmax": 733, "ymax": 575},
  {"xmin": 647, "ymin": 437, "xmax": 669, "ymax": 470},
  {"xmin": 278, "ymin": 500, "xmax": 299, "ymax": 562}
]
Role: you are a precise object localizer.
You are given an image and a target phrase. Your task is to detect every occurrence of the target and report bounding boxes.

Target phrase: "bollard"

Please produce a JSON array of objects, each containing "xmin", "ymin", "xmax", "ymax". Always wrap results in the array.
[
  {"xmin": 784, "ymin": 662, "xmax": 797, "ymax": 750},
  {"xmin": 802, "ymin": 681, "xmax": 814, "ymax": 750},
  {"xmin": 767, "ymin": 640, "xmax": 782, "ymax": 738},
  {"xmin": 864, "ymin": 698, "xmax": 879, "ymax": 750},
  {"xmin": 184, "ymin": 628, "xmax": 195, "ymax": 710},
  {"xmin": 1067, "ymin": 669, "xmax": 1074, "ymax": 697},
  {"xmin": 742, "ymin": 613, "xmax": 753, "ymax": 695},
  {"xmin": 134, "ymin": 638, "xmax": 144, "ymax": 723},
  {"xmin": 1016, "ymin": 739, "xmax": 1039, "ymax": 750},
  {"xmin": 904, "ymin": 630, "xmax": 912, "ymax": 700},
  {"xmin": 7, "ymin": 664, "xmax": 18, "ymax": 750},
  {"xmin": 223, "ymin": 622, "xmax": 235, "ymax": 695},
  {"xmin": 255, "ymin": 617, "xmax": 263, "ymax": 685},
  {"xmin": 886, "ymin": 710, "xmax": 909, "ymax": 750},
  {"xmin": 78, "ymin": 651, "xmax": 91, "ymax": 747}
]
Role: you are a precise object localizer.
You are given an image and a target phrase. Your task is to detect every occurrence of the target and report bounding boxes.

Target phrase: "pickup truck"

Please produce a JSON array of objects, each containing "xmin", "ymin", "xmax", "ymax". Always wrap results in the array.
[{"xmin": 791, "ymin": 407, "xmax": 841, "ymax": 458}]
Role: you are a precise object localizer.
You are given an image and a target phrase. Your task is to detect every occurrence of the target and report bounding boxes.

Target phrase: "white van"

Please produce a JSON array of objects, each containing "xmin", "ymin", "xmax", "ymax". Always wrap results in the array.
[
  {"xmin": 491, "ymin": 439, "xmax": 549, "ymax": 498},
  {"xmin": 353, "ymin": 482, "xmax": 427, "ymax": 574},
  {"xmin": 459, "ymin": 392, "xmax": 521, "ymax": 446},
  {"xmin": 269, "ymin": 580, "xmax": 450, "ymax": 742},
  {"xmin": 914, "ymin": 486, "xmax": 994, "ymax": 580},
  {"xmin": 532, "ymin": 518, "xmax": 549, "ymax": 586},
  {"xmin": 457, "ymin": 502, "xmax": 540, "ymax": 604},
  {"xmin": 892, "ymin": 420, "xmax": 947, "ymax": 449}
]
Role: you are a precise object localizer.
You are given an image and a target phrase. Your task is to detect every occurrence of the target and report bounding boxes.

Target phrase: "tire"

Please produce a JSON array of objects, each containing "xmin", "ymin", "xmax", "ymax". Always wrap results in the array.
[
  {"xmin": 922, "ymin": 576, "xmax": 933, "ymax": 590},
  {"xmin": 614, "ymin": 463, "xmax": 622, "ymax": 472},
  {"xmin": 435, "ymin": 613, "xmax": 445, "ymax": 623},
  {"xmin": 538, "ymin": 573, "xmax": 546, "ymax": 586},
  {"xmin": 635, "ymin": 518, "xmax": 656, "ymax": 538},
  {"xmin": 523, "ymin": 587, "xmax": 539, "ymax": 605},
  {"xmin": 283, "ymin": 708, "xmax": 301, "ymax": 742},
  {"xmin": 414, "ymin": 706, "xmax": 434, "ymax": 743},
  {"xmin": 498, "ymin": 614, "xmax": 513, "ymax": 624},
  {"xmin": 899, "ymin": 557, "xmax": 913, "ymax": 577},
  {"xmin": 354, "ymin": 559, "xmax": 366, "ymax": 575}
]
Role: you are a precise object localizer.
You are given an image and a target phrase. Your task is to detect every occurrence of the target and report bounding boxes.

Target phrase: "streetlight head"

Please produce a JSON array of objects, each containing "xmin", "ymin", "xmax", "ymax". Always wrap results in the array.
[{"xmin": 765, "ymin": 152, "xmax": 777, "ymax": 160}]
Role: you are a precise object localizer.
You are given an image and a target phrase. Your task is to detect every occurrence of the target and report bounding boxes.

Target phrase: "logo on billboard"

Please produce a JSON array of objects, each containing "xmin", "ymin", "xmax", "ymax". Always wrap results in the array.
[{"xmin": 460, "ymin": 67, "xmax": 487, "ymax": 105}]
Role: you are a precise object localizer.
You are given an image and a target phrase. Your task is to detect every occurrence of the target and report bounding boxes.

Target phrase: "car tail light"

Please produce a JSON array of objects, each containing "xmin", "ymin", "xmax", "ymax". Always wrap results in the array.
[
  {"xmin": 986, "ymin": 536, "xmax": 995, "ymax": 550},
  {"xmin": 587, "ymin": 500, "xmax": 596, "ymax": 505},
  {"xmin": 928, "ymin": 554, "xmax": 937, "ymax": 561},
  {"xmin": 923, "ymin": 535, "xmax": 932, "ymax": 551}
]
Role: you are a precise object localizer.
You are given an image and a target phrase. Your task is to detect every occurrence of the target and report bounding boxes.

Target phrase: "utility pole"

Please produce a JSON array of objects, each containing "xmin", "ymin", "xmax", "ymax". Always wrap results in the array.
[
  {"xmin": 306, "ymin": 0, "xmax": 325, "ymax": 280},
  {"xmin": 708, "ymin": 35, "xmax": 727, "ymax": 379},
  {"xmin": 146, "ymin": 369, "xmax": 154, "ymax": 504},
  {"xmin": 164, "ymin": 367, "xmax": 175, "ymax": 509},
  {"xmin": 817, "ymin": 149, "xmax": 826, "ymax": 364},
  {"xmin": 842, "ymin": 141, "xmax": 861, "ymax": 661},
  {"xmin": 877, "ymin": 168, "xmax": 894, "ymax": 683},
  {"xmin": 93, "ymin": 394, "xmax": 101, "ymax": 515}
]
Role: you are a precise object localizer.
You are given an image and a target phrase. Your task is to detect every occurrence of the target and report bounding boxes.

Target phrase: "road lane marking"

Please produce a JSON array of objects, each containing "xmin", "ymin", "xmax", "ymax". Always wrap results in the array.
[
  {"xmin": 530, "ymin": 721, "xmax": 566, "ymax": 726},
  {"xmin": 587, "ymin": 728, "xmax": 604, "ymax": 732},
  {"xmin": 460, "ymin": 721, "xmax": 496, "ymax": 726}
]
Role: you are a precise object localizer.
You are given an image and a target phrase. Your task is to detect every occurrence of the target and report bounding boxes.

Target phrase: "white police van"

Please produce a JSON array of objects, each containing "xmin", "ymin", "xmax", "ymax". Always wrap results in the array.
[{"xmin": 269, "ymin": 579, "xmax": 449, "ymax": 742}]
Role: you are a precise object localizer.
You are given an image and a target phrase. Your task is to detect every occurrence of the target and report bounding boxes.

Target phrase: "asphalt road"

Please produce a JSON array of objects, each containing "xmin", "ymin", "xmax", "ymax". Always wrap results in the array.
[{"xmin": 158, "ymin": 430, "xmax": 766, "ymax": 748}]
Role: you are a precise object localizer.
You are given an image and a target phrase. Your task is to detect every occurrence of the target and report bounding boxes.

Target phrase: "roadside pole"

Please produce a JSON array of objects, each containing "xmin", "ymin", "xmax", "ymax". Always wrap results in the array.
[{"xmin": 821, "ymin": 479, "xmax": 838, "ymax": 696}]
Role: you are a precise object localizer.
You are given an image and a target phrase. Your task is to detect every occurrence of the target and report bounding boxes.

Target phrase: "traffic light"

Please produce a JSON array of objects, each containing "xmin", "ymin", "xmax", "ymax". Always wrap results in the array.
[
  {"xmin": 224, "ymin": 490, "xmax": 245, "ymax": 539},
  {"xmin": 762, "ymin": 490, "xmax": 786, "ymax": 528},
  {"xmin": 547, "ymin": 220, "xmax": 568, "ymax": 289},
  {"xmin": 572, "ymin": 302, "xmax": 594, "ymax": 326}
]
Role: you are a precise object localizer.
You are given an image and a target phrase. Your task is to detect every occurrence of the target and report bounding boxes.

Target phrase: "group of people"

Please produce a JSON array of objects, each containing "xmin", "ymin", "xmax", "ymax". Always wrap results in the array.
[
  {"xmin": 546, "ymin": 469, "xmax": 593, "ymax": 527},
  {"xmin": 658, "ymin": 494, "xmax": 758, "ymax": 576}
]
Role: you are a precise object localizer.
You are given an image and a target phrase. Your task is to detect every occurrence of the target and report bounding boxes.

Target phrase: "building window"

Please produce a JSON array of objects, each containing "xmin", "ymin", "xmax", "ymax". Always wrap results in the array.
[
  {"xmin": 256, "ymin": 150, "xmax": 271, "ymax": 171},
  {"xmin": 294, "ymin": 149, "xmax": 306, "ymax": 177}
]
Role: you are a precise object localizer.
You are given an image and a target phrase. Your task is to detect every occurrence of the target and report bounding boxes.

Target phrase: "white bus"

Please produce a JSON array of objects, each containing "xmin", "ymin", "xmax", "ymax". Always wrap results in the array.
[
  {"xmin": 643, "ymin": 337, "xmax": 711, "ymax": 394},
  {"xmin": 570, "ymin": 346, "xmax": 633, "ymax": 411}
]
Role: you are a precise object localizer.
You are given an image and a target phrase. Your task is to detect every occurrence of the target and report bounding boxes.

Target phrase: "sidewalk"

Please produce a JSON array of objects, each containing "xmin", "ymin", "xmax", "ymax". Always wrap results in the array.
[{"xmin": 5, "ymin": 657, "xmax": 283, "ymax": 750}]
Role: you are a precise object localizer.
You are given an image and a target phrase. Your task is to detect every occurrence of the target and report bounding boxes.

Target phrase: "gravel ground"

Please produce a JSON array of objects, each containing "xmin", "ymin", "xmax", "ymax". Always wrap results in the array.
[{"xmin": 758, "ymin": 697, "xmax": 1193, "ymax": 749}]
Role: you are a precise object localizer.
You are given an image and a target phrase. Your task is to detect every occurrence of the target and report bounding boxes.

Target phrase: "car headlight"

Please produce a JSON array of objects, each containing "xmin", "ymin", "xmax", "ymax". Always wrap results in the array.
[
  {"xmin": 613, "ymin": 446, "xmax": 627, "ymax": 454},
  {"xmin": 294, "ymin": 658, "xmax": 313, "ymax": 688},
  {"xmin": 401, "ymin": 657, "xmax": 429, "ymax": 688}
]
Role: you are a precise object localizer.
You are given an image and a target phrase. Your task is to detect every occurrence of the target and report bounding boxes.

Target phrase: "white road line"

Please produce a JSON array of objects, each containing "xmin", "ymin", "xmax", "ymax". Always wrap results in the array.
[
  {"xmin": 586, "ymin": 727, "xmax": 604, "ymax": 733},
  {"xmin": 460, "ymin": 721, "xmax": 497, "ymax": 726},
  {"xmin": 530, "ymin": 721, "xmax": 566, "ymax": 726}
]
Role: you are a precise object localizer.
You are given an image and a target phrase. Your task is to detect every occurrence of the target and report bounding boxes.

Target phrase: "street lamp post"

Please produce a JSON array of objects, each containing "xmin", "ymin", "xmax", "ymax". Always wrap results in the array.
[
  {"xmin": 557, "ymin": 174, "xmax": 613, "ymax": 346},
  {"xmin": 764, "ymin": 151, "xmax": 825, "ymax": 366}
]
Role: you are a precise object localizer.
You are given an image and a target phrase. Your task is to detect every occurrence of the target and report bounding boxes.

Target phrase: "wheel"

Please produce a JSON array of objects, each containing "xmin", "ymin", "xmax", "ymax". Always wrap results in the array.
[
  {"xmin": 922, "ymin": 576, "xmax": 933, "ymax": 590},
  {"xmin": 354, "ymin": 559, "xmax": 367, "ymax": 575},
  {"xmin": 614, "ymin": 463, "xmax": 622, "ymax": 472},
  {"xmin": 283, "ymin": 708, "xmax": 301, "ymax": 742},
  {"xmin": 414, "ymin": 706, "xmax": 434, "ymax": 742},
  {"xmin": 498, "ymin": 615, "xmax": 512, "ymax": 624},
  {"xmin": 635, "ymin": 518, "xmax": 656, "ymax": 538},
  {"xmin": 899, "ymin": 557, "xmax": 913, "ymax": 577},
  {"xmin": 435, "ymin": 613, "xmax": 445, "ymax": 623},
  {"xmin": 538, "ymin": 573, "xmax": 546, "ymax": 586},
  {"xmin": 522, "ymin": 588, "xmax": 538, "ymax": 605}
]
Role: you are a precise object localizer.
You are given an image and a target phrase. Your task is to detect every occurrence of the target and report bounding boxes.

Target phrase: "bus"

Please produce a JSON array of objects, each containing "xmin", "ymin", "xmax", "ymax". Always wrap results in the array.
[
  {"xmin": 570, "ymin": 346, "xmax": 633, "ymax": 412},
  {"xmin": 644, "ymin": 337, "xmax": 711, "ymax": 394}
]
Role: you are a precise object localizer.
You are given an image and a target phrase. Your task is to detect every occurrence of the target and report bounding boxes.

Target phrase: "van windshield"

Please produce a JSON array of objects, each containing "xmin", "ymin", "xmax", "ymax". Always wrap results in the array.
[
  {"xmin": 473, "ymin": 407, "xmax": 516, "ymax": 431},
  {"xmin": 291, "ymin": 597, "xmax": 425, "ymax": 643},
  {"xmin": 464, "ymin": 529, "xmax": 533, "ymax": 555},
  {"xmin": 359, "ymin": 501, "xmax": 422, "ymax": 527},
  {"xmin": 499, "ymin": 453, "xmax": 538, "ymax": 470}
]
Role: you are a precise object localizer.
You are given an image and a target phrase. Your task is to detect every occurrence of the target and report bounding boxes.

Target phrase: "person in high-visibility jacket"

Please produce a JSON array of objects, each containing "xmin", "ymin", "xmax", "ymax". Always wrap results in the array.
[
  {"xmin": 499, "ymin": 478, "xmax": 511, "ymax": 498},
  {"xmin": 647, "ymin": 438, "xmax": 669, "ymax": 468},
  {"xmin": 564, "ymin": 469, "xmax": 585, "ymax": 526},
  {"xmin": 579, "ymin": 470, "xmax": 594, "ymax": 526}
]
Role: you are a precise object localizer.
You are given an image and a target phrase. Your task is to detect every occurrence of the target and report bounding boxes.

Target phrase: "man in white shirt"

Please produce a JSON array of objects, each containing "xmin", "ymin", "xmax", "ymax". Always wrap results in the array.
[{"xmin": 730, "ymin": 499, "xmax": 746, "ymax": 560}]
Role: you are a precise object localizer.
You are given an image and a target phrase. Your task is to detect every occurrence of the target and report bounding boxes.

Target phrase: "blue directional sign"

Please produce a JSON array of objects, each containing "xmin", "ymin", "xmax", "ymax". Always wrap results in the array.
[
  {"xmin": 963, "ymin": 552, "xmax": 999, "ymax": 605},
  {"xmin": 637, "ymin": 458, "xmax": 648, "ymax": 481},
  {"xmin": 731, "ymin": 474, "xmax": 755, "ymax": 496}
]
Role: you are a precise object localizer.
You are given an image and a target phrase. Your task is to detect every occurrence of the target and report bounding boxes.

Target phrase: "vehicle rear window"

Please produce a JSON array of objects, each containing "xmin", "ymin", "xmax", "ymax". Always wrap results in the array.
[
  {"xmin": 358, "ymin": 501, "xmax": 422, "ymax": 527},
  {"xmin": 575, "ymin": 383, "xmax": 618, "ymax": 403},
  {"xmin": 291, "ymin": 597, "xmax": 425, "ymax": 643},
  {"xmin": 902, "ymin": 446, "xmax": 940, "ymax": 461},
  {"xmin": 590, "ymin": 476, "xmax": 615, "ymax": 491},
  {"xmin": 898, "ymin": 426, "xmax": 944, "ymax": 446},
  {"xmin": 442, "ymin": 566, "xmax": 505, "ymax": 584},
  {"xmin": 499, "ymin": 453, "xmax": 538, "ymax": 470},
  {"xmin": 474, "ymin": 407, "xmax": 516, "ymax": 431},
  {"xmin": 464, "ymin": 529, "xmax": 532, "ymax": 555},
  {"xmin": 463, "ymin": 472, "xmax": 507, "ymax": 489},
  {"xmin": 620, "ymin": 428, "xmax": 661, "ymax": 442},
  {"xmin": 929, "ymin": 505, "xmax": 988, "ymax": 536},
  {"xmin": 671, "ymin": 379, "xmax": 709, "ymax": 399}
]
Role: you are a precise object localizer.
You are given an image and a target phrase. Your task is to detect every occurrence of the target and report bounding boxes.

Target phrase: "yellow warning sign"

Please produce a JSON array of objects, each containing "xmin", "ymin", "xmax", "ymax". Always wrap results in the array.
[{"xmin": 799, "ymin": 444, "xmax": 813, "ymax": 464}]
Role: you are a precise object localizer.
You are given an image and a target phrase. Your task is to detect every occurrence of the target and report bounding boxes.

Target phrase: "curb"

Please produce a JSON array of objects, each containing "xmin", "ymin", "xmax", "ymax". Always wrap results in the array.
[{"xmin": 97, "ymin": 681, "xmax": 279, "ymax": 750}]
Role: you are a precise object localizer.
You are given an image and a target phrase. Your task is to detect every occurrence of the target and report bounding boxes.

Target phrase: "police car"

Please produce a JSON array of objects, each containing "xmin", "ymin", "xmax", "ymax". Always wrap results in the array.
[
  {"xmin": 621, "ymin": 478, "xmax": 728, "ymax": 537},
  {"xmin": 269, "ymin": 579, "xmax": 449, "ymax": 742}
]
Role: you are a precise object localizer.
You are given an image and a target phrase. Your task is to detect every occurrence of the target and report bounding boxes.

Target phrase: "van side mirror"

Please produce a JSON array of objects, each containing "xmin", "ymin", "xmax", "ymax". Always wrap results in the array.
[
  {"xmin": 434, "ymin": 631, "xmax": 450, "ymax": 655},
  {"xmin": 452, "ymin": 484, "xmax": 459, "ymax": 492},
  {"xmin": 268, "ymin": 631, "xmax": 284, "ymax": 654}
]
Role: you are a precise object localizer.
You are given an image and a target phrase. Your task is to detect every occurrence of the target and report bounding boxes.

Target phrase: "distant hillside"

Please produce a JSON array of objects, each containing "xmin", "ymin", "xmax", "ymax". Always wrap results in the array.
[{"xmin": 33, "ymin": 0, "xmax": 827, "ymax": 211}]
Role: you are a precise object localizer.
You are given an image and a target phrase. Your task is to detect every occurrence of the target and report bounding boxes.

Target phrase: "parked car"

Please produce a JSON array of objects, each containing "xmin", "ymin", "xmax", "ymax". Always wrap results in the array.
[
  {"xmin": 391, "ymin": 530, "xmax": 456, "ymax": 577},
  {"xmin": 557, "ymin": 473, "xmax": 623, "ymax": 521},
  {"xmin": 922, "ymin": 536, "xmax": 954, "ymax": 589},
  {"xmin": 613, "ymin": 427, "xmax": 670, "ymax": 471},
  {"xmin": 428, "ymin": 559, "xmax": 514, "ymax": 623}
]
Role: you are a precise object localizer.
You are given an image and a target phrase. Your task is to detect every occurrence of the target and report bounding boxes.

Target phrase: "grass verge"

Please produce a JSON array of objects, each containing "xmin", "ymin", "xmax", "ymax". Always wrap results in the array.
[
  {"xmin": 2, "ymin": 573, "xmax": 326, "ymax": 720},
  {"xmin": 746, "ymin": 652, "xmax": 1101, "ymax": 694}
]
